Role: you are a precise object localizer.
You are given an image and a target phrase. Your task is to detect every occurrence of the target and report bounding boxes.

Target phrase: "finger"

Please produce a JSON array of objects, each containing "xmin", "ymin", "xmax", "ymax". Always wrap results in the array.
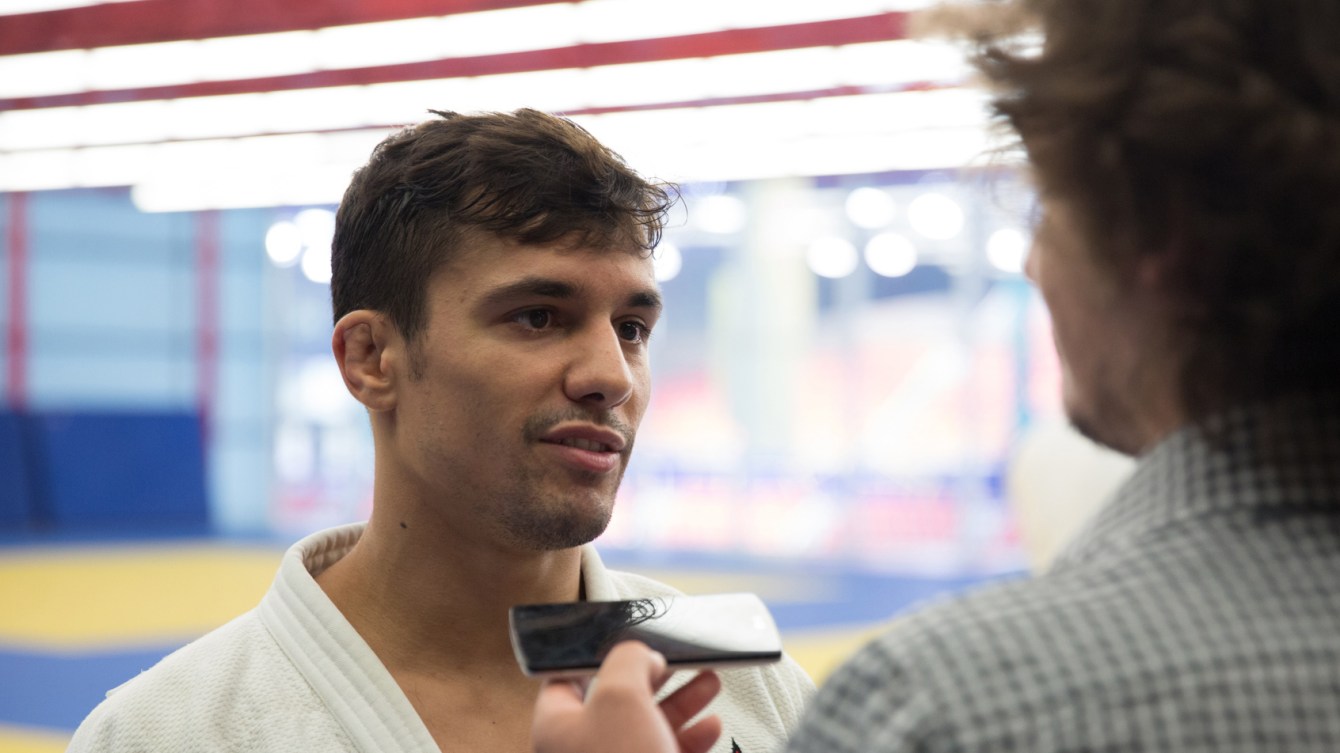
[
  {"xmin": 570, "ymin": 675, "xmax": 593, "ymax": 699},
  {"xmin": 660, "ymin": 669, "xmax": 722, "ymax": 730},
  {"xmin": 531, "ymin": 681, "xmax": 586, "ymax": 753},
  {"xmin": 677, "ymin": 715, "xmax": 722, "ymax": 753},
  {"xmin": 597, "ymin": 641, "xmax": 669, "ymax": 694},
  {"xmin": 532, "ymin": 679, "xmax": 587, "ymax": 730}
]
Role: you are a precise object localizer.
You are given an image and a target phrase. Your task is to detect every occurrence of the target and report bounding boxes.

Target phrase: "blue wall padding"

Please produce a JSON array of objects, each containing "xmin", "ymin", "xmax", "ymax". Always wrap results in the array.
[
  {"xmin": 32, "ymin": 411, "xmax": 208, "ymax": 530},
  {"xmin": 0, "ymin": 411, "xmax": 35, "ymax": 527}
]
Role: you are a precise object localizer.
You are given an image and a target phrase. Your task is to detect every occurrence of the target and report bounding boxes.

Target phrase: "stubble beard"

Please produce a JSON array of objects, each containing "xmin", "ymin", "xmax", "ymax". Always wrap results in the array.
[
  {"xmin": 494, "ymin": 461, "xmax": 625, "ymax": 551},
  {"xmin": 494, "ymin": 408, "xmax": 639, "ymax": 551}
]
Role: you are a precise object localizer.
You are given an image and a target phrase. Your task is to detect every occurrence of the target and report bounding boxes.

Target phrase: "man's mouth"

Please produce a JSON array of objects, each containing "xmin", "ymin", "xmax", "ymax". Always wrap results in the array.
[
  {"xmin": 538, "ymin": 422, "xmax": 629, "ymax": 454},
  {"xmin": 539, "ymin": 429, "xmax": 626, "ymax": 474},
  {"xmin": 554, "ymin": 437, "xmax": 614, "ymax": 453}
]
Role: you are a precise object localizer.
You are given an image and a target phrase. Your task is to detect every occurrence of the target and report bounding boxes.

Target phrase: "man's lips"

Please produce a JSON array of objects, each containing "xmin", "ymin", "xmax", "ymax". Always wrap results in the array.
[
  {"xmin": 538, "ymin": 424, "xmax": 628, "ymax": 454},
  {"xmin": 537, "ymin": 424, "xmax": 628, "ymax": 474}
]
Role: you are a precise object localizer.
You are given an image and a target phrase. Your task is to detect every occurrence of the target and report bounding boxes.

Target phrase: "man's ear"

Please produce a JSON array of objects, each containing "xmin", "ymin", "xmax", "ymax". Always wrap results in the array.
[{"xmin": 333, "ymin": 310, "xmax": 402, "ymax": 412}]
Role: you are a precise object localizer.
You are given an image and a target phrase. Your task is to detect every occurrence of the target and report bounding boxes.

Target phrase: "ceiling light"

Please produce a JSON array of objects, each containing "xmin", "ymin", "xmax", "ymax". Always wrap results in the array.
[
  {"xmin": 0, "ymin": 0, "xmax": 142, "ymax": 15},
  {"xmin": 1, "ymin": 51, "xmax": 986, "ymax": 152},
  {"xmin": 807, "ymin": 237, "xmax": 859, "ymax": 279},
  {"xmin": 313, "ymin": 17, "xmax": 451, "ymax": 70},
  {"xmin": 653, "ymin": 242, "xmax": 683, "ymax": 283},
  {"xmin": 987, "ymin": 228, "xmax": 1029, "ymax": 274},
  {"xmin": 0, "ymin": 49, "xmax": 87, "ymax": 99},
  {"xmin": 295, "ymin": 208, "xmax": 336, "ymax": 250},
  {"xmin": 693, "ymin": 195, "xmax": 748, "ymax": 234},
  {"xmin": 86, "ymin": 39, "xmax": 201, "ymax": 90},
  {"xmin": 845, "ymin": 187, "xmax": 897, "ymax": 229},
  {"xmin": 864, "ymin": 232, "xmax": 918, "ymax": 277},
  {"xmin": 301, "ymin": 241, "xmax": 333, "ymax": 285},
  {"xmin": 265, "ymin": 221, "xmax": 304, "ymax": 267},
  {"xmin": 907, "ymin": 192, "xmax": 965, "ymax": 240}
]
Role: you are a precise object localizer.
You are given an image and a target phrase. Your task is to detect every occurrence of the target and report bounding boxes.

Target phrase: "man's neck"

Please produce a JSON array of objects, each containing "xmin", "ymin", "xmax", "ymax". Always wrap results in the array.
[
  {"xmin": 314, "ymin": 511, "xmax": 586, "ymax": 752},
  {"xmin": 314, "ymin": 511, "xmax": 584, "ymax": 678}
]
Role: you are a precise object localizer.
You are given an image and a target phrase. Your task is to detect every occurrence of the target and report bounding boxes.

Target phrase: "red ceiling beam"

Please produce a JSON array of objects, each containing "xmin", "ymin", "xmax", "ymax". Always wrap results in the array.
[
  {"xmin": 0, "ymin": 0, "xmax": 555, "ymax": 56},
  {"xmin": 0, "ymin": 13, "xmax": 908, "ymax": 112}
]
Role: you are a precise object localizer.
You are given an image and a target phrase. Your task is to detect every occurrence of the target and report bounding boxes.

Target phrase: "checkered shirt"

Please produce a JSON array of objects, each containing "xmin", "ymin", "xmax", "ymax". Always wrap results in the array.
[{"xmin": 787, "ymin": 395, "xmax": 1340, "ymax": 752}]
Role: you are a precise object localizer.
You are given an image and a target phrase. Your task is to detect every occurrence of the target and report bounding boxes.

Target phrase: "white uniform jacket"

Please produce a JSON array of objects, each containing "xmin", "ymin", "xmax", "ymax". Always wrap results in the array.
[{"xmin": 68, "ymin": 523, "xmax": 814, "ymax": 753}]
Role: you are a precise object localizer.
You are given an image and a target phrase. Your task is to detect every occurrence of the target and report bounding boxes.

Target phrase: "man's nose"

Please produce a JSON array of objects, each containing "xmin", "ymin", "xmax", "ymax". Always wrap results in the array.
[{"xmin": 563, "ymin": 325, "xmax": 635, "ymax": 409}]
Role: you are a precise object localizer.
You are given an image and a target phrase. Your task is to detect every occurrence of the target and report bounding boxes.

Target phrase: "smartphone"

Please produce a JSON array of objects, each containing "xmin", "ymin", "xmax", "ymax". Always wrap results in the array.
[{"xmin": 509, "ymin": 592, "xmax": 784, "ymax": 677}]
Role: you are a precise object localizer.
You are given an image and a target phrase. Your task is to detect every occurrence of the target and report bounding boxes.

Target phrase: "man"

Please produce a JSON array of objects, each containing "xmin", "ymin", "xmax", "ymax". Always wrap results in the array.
[
  {"xmin": 68, "ymin": 109, "xmax": 813, "ymax": 753},
  {"xmin": 533, "ymin": 0, "xmax": 1340, "ymax": 750}
]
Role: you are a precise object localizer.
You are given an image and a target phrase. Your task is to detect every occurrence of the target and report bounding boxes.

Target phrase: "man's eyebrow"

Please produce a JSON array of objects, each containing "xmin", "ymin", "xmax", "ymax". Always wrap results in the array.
[
  {"xmin": 477, "ymin": 277, "xmax": 578, "ymax": 308},
  {"xmin": 629, "ymin": 289, "xmax": 663, "ymax": 314},
  {"xmin": 476, "ymin": 277, "xmax": 663, "ymax": 314}
]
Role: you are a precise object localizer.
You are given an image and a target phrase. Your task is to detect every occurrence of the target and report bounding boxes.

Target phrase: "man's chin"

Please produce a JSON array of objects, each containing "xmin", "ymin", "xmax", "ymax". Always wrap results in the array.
[
  {"xmin": 503, "ymin": 494, "xmax": 616, "ymax": 552},
  {"xmin": 526, "ymin": 512, "xmax": 613, "ymax": 551}
]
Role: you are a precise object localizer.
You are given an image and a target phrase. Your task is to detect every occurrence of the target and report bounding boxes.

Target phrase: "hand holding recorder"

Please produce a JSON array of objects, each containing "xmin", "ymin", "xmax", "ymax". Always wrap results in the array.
[
  {"xmin": 532, "ymin": 642, "xmax": 722, "ymax": 753},
  {"xmin": 510, "ymin": 593, "xmax": 784, "ymax": 677},
  {"xmin": 521, "ymin": 593, "xmax": 784, "ymax": 753}
]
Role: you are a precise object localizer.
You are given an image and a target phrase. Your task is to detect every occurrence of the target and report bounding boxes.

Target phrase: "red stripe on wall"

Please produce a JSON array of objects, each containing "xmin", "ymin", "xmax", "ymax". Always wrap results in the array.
[
  {"xmin": 0, "ymin": 0, "xmax": 555, "ymax": 56},
  {"xmin": 0, "ymin": 14, "xmax": 909, "ymax": 112},
  {"xmin": 196, "ymin": 209, "xmax": 220, "ymax": 439},
  {"xmin": 6, "ymin": 192, "xmax": 28, "ymax": 410}
]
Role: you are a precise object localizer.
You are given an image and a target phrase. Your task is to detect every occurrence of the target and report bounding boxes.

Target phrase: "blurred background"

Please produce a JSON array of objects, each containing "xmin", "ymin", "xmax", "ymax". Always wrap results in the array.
[{"xmin": 0, "ymin": 0, "xmax": 1135, "ymax": 750}]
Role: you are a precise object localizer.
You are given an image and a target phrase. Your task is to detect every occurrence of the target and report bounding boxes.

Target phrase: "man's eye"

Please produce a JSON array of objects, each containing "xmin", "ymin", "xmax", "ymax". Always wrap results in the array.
[
  {"xmin": 517, "ymin": 309, "xmax": 552, "ymax": 329},
  {"xmin": 618, "ymin": 321, "xmax": 650, "ymax": 343}
]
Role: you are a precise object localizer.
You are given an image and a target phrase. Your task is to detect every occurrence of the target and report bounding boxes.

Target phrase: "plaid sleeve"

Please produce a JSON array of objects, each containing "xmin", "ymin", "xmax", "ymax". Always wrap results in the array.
[{"xmin": 786, "ymin": 637, "xmax": 949, "ymax": 753}]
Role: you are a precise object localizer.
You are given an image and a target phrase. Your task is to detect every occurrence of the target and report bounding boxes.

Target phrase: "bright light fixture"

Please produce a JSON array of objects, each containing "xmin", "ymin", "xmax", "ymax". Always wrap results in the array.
[
  {"xmin": 313, "ymin": 17, "xmax": 447, "ymax": 70},
  {"xmin": 86, "ymin": 39, "xmax": 200, "ymax": 90},
  {"xmin": 807, "ymin": 237, "xmax": 859, "ymax": 279},
  {"xmin": 653, "ymin": 241, "xmax": 683, "ymax": 283},
  {"xmin": 845, "ymin": 187, "xmax": 897, "ymax": 229},
  {"xmin": 907, "ymin": 192, "xmax": 965, "ymax": 240},
  {"xmin": 130, "ymin": 160, "xmax": 363, "ymax": 212},
  {"xmin": 266, "ymin": 209, "xmax": 338, "ymax": 272},
  {"xmin": 301, "ymin": 240, "xmax": 333, "ymax": 285},
  {"xmin": 72, "ymin": 143, "xmax": 151, "ymax": 186},
  {"xmin": 20, "ymin": 89, "xmax": 996, "ymax": 211},
  {"xmin": 0, "ymin": 45, "xmax": 983, "ymax": 153},
  {"xmin": 835, "ymin": 39, "xmax": 971, "ymax": 89},
  {"xmin": 692, "ymin": 195, "xmax": 748, "ymax": 234},
  {"xmin": 865, "ymin": 232, "xmax": 918, "ymax": 277},
  {"xmin": 265, "ymin": 221, "xmax": 304, "ymax": 267},
  {"xmin": 0, "ymin": 49, "xmax": 87, "ymax": 98},
  {"xmin": 0, "ymin": 0, "xmax": 143, "ymax": 16},
  {"xmin": 117, "ymin": 124, "xmax": 991, "ymax": 213},
  {"xmin": 295, "ymin": 208, "xmax": 336, "ymax": 249},
  {"xmin": 0, "ymin": 148, "xmax": 79, "ymax": 190},
  {"xmin": 440, "ymin": 3, "xmax": 580, "ymax": 56},
  {"xmin": 987, "ymin": 227, "xmax": 1029, "ymax": 274}
]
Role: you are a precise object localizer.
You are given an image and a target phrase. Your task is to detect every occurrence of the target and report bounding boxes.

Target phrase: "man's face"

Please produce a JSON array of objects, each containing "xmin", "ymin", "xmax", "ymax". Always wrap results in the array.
[
  {"xmin": 388, "ymin": 235, "xmax": 661, "ymax": 553},
  {"xmin": 1026, "ymin": 201, "xmax": 1168, "ymax": 456}
]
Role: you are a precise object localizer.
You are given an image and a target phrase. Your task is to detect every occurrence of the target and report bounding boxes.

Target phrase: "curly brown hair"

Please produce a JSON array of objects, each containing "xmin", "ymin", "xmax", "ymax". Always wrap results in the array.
[
  {"xmin": 960, "ymin": 0, "xmax": 1340, "ymax": 420},
  {"xmin": 331, "ymin": 108, "xmax": 674, "ymax": 344}
]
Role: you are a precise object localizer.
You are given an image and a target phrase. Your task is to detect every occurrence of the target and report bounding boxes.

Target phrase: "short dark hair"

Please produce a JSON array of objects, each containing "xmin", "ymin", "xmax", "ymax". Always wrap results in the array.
[
  {"xmin": 331, "ymin": 108, "xmax": 674, "ymax": 344},
  {"xmin": 966, "ymin": 0, "xmax": 1340, "ymax": 419}
]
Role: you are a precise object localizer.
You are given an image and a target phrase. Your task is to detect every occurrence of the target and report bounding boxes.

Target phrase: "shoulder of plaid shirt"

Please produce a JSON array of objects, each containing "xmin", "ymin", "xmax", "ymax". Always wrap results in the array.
[{"xmin": 785, "ymin": 393, "xmax": 1340, "ymax": 753}]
